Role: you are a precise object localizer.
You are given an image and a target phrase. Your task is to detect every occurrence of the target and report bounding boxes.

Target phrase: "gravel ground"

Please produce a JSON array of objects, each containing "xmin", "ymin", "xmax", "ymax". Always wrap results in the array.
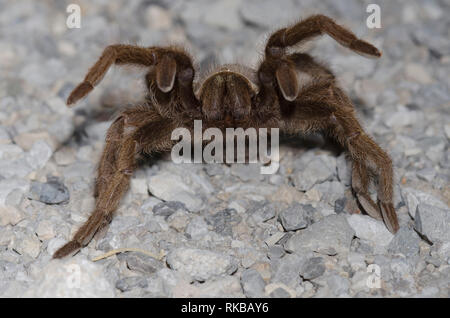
[{"xmin": 0, "ymin": 0, "xmax": 449, "ymax": 298}]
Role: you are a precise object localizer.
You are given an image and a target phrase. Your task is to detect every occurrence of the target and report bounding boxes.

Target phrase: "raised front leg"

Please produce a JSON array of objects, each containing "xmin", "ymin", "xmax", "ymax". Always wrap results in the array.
[
  {"xmin": 266, "ymin": 14, "xmax": 382, "ymax": 58},
  {"xmin": 66, "ymin": 44, "xmax": 199, "ymax": 115},
  {"xmin": 257, "ymin": 15, "xmax": 381, "ymax": 105}
]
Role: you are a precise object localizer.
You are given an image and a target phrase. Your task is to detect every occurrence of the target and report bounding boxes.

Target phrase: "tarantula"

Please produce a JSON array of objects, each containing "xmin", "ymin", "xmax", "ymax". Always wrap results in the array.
[{"xmin": 54, "ymin": 15, "xmax": 398, "ymax": 259}]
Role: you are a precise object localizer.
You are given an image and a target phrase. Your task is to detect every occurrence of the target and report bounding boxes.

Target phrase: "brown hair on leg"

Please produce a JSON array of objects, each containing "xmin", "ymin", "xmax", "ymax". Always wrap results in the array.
[{"xmin": 53, "ymin": 106, "xmax": 174, "ymax": 258}]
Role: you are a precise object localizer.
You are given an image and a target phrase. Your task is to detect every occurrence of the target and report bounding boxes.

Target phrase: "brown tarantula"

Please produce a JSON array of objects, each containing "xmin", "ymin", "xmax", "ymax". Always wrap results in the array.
[{"xmin": 54, "ymin": 15, "xmax": 398, "ymax": 259}]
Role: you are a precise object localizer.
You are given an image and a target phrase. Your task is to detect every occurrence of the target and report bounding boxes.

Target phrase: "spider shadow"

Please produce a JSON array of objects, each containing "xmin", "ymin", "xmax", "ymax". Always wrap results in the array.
[{"xmin": 59, "ymin": 96, "xmax": 373, "ymax": 169}]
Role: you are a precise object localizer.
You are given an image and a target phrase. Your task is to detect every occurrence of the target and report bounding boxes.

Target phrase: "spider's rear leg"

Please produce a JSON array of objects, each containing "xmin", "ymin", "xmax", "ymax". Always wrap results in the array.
[
  {"xmin": 53, "ymin": 120, "xmax": 138, "ymax": 258},
  {"xmin": 282, "ymin": 82, "xmax": 399, "ymax": 233},
  {"xmin": 347, "ymin": 132, "xmax": 398, "ymax": 233},
  {"xmin": 94, "ymin": 105, "xmax": 161, "ymax": 197},
  {"xmin": 330, "ymin": 107, "xmax": 399, "ymax": 233},
  {"xmin": 53, "ymin": 106, "xmax": 175, "ymax": 258}
]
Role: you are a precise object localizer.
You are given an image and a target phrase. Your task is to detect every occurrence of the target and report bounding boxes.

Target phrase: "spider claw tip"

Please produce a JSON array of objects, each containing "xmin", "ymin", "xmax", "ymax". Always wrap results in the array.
[{"xmin": 52, "ymin": 240, "xmax": 82, "ymax": 259}]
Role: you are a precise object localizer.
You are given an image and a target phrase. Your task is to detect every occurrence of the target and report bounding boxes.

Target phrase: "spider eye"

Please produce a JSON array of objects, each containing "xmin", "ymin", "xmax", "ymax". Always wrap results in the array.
[{"xmin": 275, "ymin": 63, "xmax": 299, "ymax": 101}]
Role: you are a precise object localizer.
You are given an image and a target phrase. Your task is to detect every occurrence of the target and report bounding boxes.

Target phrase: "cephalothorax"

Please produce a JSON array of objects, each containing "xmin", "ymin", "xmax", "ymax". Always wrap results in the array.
[{"xmin": 54, "ymin": 15, "xmax": 398, "ymax": 258}]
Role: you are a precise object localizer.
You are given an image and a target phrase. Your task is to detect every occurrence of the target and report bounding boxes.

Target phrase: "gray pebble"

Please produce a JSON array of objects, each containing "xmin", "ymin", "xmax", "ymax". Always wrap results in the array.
[
  {"xmin": 24, "ymin": 256, "xmax": 114, "ymax": 297},
  {"xmin": 312, "ymin": 181, "xmax": 345, "ymax": 206},
  {"xmin": 347, "ymin": 214, "xmax": 394, "ymax": 248},
  {"xmin": 336, "ymin": 153, "xmax": 351, "ymax": 186},
  {"xmin": 231, "ymin": 164, "xmax": 262, "ymax": 182},
  {"xmin": 203, "ymin": 164, "xmax": 224, "ymax": 176},
  {"xmin": 26, "ymin": 140, "xmax": 53, "ymax": 170},
  {"xmin": 300, "ymin": 257, "xmax": 326, "ymax": 280},
  {"xmin": 402, "ymin": 187, "xmax": 448, "ymax": 219},
  {"xmin": 279, "ymin": 203, "xmax": 314, "ymax": 231},
  {"xmin": 248, "ymin": 201, "xmax": 276, "ymax": 223},
  {"xmin": 185, "ymin": 216, "xmax": 209, "ymax": 239},
  {"xmin": 118, "ymin": 252, "xmax": 164, "ymax": 275},
  {"xmin": 153, "ymin": 201, "xmax": 187, "ymax": 218},
  {"xmin": 334, "ymin": 197, "xmax": 347, "ymax": 214},
  {"xmin": 267, "ymin": 245, "xmax": 285, "ymax": 260},
  {"xmin": 240, "ymin": 269, "xmax": 266, "ymax": 298},
  {"xmin": 425, "ymin": 256, "xmax": 441, "ymax": 268},
  {"xmin": 416, "ymin": 167, "xmax": 436, "ymax": 182},
  {"xmin": 293, "ymin": 157, "xmax": 335, "ymax": 191},
  {"xmin": 206, "ymin": 208, "xmax": 241, "ymax": 237},
  {"xmin": 327, "ymin": 274, "xmax": 350, "ymax": 297},
  {"xmin": 352, "ymin": 239, "xmax": 374, "ymax": 255},
  {"xmin": 147, "ymin": 172, "xmax": 203, "ymax": 212},
  {"xmin": 388, "ymin": 226, "xmax": 421, "ymax": 257},
  {"xmin": 285, "ymin": 214, "xmax": 355, "ymax": 255},
  {"xmin": 28, "ymin": 177, "xmax": 69, "ymax": 204},
  {"xmin": 270, "ymin": 287, "xmax": 291, "ymax": 298},
  {"xmin": 415, "ymin": 203, "xmax": 450, "ymax": 243},
  {"xmin": 271, "ymin": 254, "xmax": 307, "ymax": 288},
  {"xmin": 115, "ymin": 276, "xmax": 148, "ymax": 292},
  {"xmin": 166, "ymin": 248, "xmax": 238, "ymax": 282}
]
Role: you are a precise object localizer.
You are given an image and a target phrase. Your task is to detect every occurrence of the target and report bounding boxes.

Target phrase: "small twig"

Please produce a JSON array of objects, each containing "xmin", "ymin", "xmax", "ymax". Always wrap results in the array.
[{"xmin": 92, "ymin": 248, "xmax": 166, "ymax": 262}]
